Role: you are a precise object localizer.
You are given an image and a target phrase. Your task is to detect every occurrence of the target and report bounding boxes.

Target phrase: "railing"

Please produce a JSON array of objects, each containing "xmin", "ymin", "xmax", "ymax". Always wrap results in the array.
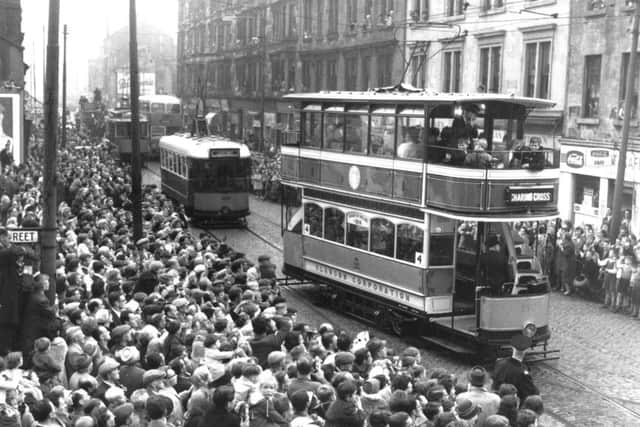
[{"xmin": 426, "ymin": 147, "xmax": 559, "ymax": 170}]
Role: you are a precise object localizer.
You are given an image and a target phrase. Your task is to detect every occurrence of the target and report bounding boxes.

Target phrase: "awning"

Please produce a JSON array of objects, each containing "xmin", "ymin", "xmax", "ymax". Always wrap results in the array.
[{"xmin": 421, "ymin": 208, "xmax": 559, "ymax": 223}]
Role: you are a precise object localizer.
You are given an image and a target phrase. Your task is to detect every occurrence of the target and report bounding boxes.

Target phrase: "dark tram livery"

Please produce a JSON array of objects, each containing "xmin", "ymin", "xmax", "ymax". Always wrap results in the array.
[
  {"xmin": 159, "ymin": 134, "xmax": 251, "ymax": 224},
  {"xmin": 105, "ymin": 109, "xmax": 151, "ymax": 162},
  {"xmin": 280, "ymin": 87, "xmax": 559, "ymax": 359}
]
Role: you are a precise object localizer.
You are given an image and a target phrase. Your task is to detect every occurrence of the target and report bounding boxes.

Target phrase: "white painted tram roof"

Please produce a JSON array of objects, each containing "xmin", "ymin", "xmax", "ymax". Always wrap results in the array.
[
  {"xmin": 159, "ymin": 133, "xmax": 251, "ymax": 159},
  {"xmin": 284, "ymin": 90, "xmax": 556, "ymax": 110}
]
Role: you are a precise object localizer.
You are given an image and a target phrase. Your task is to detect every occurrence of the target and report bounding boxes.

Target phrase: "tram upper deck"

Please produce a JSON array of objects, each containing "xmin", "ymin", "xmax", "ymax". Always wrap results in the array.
[{"xmin": 281, "ymin": 90, "xmax": 559, "ymax": 218}]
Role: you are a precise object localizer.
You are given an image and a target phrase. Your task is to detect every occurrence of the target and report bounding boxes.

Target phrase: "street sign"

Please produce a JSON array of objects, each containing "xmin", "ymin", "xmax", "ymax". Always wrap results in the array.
[{"xmin": 8, "ymin": 229, "xmax": 40, "ymax": 244}]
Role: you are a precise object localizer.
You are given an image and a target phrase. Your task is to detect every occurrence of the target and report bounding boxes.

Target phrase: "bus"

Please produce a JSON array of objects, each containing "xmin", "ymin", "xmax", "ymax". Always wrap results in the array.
[
  {"xmin": 159, "ymin": 133, "xmax": 251, "ymax": 224},
  {"xmin": 280, "ymin": 86, "xmax": 560, "ymax": 360},
  {"xmin": 140, "ymin": 95, "xmax": 183, "ymax": 157}
]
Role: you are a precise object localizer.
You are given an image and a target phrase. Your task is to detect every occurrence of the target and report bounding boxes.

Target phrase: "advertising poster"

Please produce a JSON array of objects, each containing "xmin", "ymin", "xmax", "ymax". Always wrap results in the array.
[{"xmin": 0, "ymin": 91, "xmax": 24, "ymax": 166}]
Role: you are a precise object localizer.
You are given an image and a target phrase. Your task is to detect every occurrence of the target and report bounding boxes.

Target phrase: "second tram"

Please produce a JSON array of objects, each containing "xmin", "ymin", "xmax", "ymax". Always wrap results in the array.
[
  {"xmin": 140, "ymin": 94, "xmax": 183, "ymax": 157},
  {"xmin": 280, "ymin": 87, "xmax": 560, "ymax": 360},
  {"xmin": 105, "ymin": 109, "xmax": 151, "ymax": 162},
  {"xmin": 159, "ymin": 133, "xmax": 251, "ymax": 224}
]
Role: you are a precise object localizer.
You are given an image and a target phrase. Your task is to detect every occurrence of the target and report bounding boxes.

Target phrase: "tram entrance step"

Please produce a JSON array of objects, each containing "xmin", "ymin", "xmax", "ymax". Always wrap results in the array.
[{"xmin": 420, "ymin": 335, "xmax": 476, "ymax": 356}]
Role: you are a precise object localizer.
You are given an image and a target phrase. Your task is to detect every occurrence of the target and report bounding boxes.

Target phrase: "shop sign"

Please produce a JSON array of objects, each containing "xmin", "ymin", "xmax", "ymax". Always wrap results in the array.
[
  {"xmin": 566, "ymin": 150, "xmax": 584, "ymax": 168},
  {"xmin": 505, "ymin": 186, "xmax": 554, "ymax": 204}
]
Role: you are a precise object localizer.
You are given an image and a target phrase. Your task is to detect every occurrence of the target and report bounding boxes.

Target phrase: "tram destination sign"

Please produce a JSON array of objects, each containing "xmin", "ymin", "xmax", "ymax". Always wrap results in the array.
[
  {"xmin": 505, "ymin": 186, "xmax": 554, "ymax": 205},
  {"xmin": 209, "ymin": 148, "xmax": 239, "ymax": 158}
]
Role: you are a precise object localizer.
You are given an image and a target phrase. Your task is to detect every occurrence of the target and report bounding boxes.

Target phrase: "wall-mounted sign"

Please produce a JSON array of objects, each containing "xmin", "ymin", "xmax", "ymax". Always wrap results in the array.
[
  {"xmin": 8, "ymin": 229, "xmax": 39, "ymax": 244},
  {"xmin": 566, "ymin": 150, "xmax": 584, "ymax": 168},
  {"xmin": 505, "ymin": 186, "xmax": 554, "ymax": 204}
]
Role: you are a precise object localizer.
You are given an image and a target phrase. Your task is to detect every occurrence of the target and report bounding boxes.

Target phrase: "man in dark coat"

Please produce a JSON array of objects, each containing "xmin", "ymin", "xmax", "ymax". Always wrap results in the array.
[
  {"xmin": 20, "ymin": 273, "xmax": 58, "ymax": 359},
  {"xmin": 199, "ymin": 386, "xmax": 241, "ymax": 427},
  {"xmin": 480, "ymin": 235, "xmax": 508, "ymax": 295},
  {"xmin": 249, "ymin": 316, "xmax": 281, "ymax": 368},
  {"xmin": 325, "ymin": 380, "xmax": 366, "ymax": 427},
  {"xmin": 492, "ymin": 334, "xmax": 539, "ymax": 402}
]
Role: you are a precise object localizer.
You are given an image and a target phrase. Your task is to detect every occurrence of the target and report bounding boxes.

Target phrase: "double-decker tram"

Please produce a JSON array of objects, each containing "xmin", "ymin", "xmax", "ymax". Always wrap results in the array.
[
  {"xmin": 159, "ymin": 133, "xmax": 251, "ymax": 225},
  {"xmin": 280, "ymin": 87, "xmax": 560, "ymax": 360},
  {"xmin": 140, "ymin": 95, "xmax": 183, "ymax": 158},
  {"xmin": 105, "ymin": 109, "xmax": 151, "ymax": 162}
]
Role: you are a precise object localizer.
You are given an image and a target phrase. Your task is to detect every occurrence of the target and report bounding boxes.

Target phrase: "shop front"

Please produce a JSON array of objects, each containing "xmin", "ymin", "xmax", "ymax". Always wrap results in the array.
[{"xmin": 559, "ymin": 142, "xmax": 640, "ymax": 233}]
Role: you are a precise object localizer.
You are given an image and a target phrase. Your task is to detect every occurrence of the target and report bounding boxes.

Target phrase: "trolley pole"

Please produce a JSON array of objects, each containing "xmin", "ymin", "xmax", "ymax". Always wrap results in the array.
[
  {"xmin": 61, "ymin": 24, "xmax": 67, "ymax": 149},
  {"xmin": 129, "ymin": 0, "xmax": 143, "ymax": 241},
  {"xmin": 42, "ymin": 0, "xmax": 60, "ymax": 305},
  {"xmin": 611, "ymin": 2, "xmax": 640, "ymax": 238}
]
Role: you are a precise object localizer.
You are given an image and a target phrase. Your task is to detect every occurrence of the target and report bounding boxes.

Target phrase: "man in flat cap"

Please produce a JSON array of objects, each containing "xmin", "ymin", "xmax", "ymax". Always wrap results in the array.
[{"xmin": 492, "ymin": 334, "xmax": 539, "ymax": 402}]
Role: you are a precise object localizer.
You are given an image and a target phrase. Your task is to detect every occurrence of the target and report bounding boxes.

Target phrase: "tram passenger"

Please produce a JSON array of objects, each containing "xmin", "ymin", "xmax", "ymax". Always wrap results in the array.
[
  {"xmin": 510, "ymin": 137, "xmax": 547, "ymax": 170},
  {"xmin": 326, "ymin": 122, "xmax": 344, "ymax": 150},
  {"xmin": 479, "ymin": 235, "xmax": 508, "ymax": 295},
  {"xmin": 345, "ymin": 117, "xmax": 364, "ymax": 153},
  {"xmin": 464, "ymin": 139, "xmax": 493, "ymax": 169},
  {"xmin": 396, "ymin": 126, "xmax": 424, "ymax": 159},
  {"xmin": 442, "ymin": 138, "xmax": 468, "ymax": 166}
]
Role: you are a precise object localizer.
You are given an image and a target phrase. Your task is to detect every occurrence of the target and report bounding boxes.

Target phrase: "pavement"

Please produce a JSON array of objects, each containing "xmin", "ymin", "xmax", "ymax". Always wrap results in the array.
[{"xmin": 143, "ymin": 162, "xmax": 640, "ymax": 426}]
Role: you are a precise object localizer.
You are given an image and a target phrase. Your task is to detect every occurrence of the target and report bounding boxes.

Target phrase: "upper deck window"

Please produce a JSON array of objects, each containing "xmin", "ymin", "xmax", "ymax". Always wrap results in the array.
[
  {"xmin": 397, "ymin": 107, "xmax": 425, "ymax": 160},
  {"xmin": 344, "ymin": 106, "xmax": 368, "ymax": 154},
  {"xmin": 324, "ymin": 106, "xmax": 345, "ymax": 151},
  {"xmin": 370, "ymin": 107, "xmax": 396, "ymax": 157},
  {"xmin": 151, "ymin": 103, "xmax": 165, "ymax": 113},
  {"xmin": 302, "ymin": 104, "xmax": 322, "ymax": 148}
]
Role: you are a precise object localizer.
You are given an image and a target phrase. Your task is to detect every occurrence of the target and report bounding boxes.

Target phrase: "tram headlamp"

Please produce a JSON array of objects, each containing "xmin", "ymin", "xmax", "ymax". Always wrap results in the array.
[{"xmin": 522, "ymin": 322, "xmax": 537, "ymax": 338}]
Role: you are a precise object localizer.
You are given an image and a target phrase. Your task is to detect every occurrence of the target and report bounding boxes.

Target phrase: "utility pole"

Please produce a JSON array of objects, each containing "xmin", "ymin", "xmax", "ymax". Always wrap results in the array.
[
  {"xmin": 260, "ymin": 34, "xmax": 266, "ymax": 152},
  {"xmin": 42, "ymin": 0, "xmax": 60, "ymax": 304},
  {"xmin": 129, "ymin": 0, "xmax": 143, "ymax": 241},
  {"xmin": 611, "ymin": 2, "xmax": 640, "ymax": 238},
  {"xmin": 61, "ymin": 24, "xmax": 67, "ymax": 149}
]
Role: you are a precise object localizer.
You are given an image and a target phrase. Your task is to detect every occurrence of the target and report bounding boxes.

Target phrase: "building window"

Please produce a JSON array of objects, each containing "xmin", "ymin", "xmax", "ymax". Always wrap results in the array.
[
  {"xmin": 272, "ymin": 58, "xmax": 285, "ymax": 93},
  {"xmin": 328, "ymin": 0, "xmax": 339, "ymax": 34},
  {"xmin": 303, "ymin": 0, "xmax": 313, "ymax": 37},
  {"xmin": 302, "ymin": 60, "xmax": 313, "ymax": 91},
  {"xmin": 345, "ymin": 56, "xmax": 358, "ymax": 90},
  {"xmin": 523, "ymin": 40, "xmax": 551, "ymax": 99},
  {"xmin": 411, "ymin": 0, "xmax": 429, "ymax": 21},
  {"xmin": 483, "ymin": 0, "xmax": 504, "ymax": 10},
  {"xmin": 327, "ymin": 59, "xmax": 338, "ymax": 90},
  {"xmin": 378, "ymin": 0, "xmax": 394, "ymax": 25},
  {"xmin": 362, "ymin": 56, "xmax": 371, "ymax": 90},
  {"xmin": 446, "ymin": 0, "xmax": 464, "ymax": 16},
  {"xmin": 587, "ymin": 0, "xmax": 606, "ymax": 10},
  {"xmin": 364, "ymin": 0, "xmax": 373, "ymax": 24},
  {"xmin": 479, "ymin": 45, "xmax": 501, "ymax": 93},
  {"xmin": 583, "ymin": 55, "xmax": 601, "ymax": 118},
  {"xmin": 378, "ymin": 53, "xmax": 393, "ymax": 87},
  {"xmin": 347, "ymin": 0, "xmax": 358, "ymax": 31},
  {"xmin": 287, "ymin": 59, "xmax": 296, "ymax": 92},
  {"xmin": 443, "ymin": 50, "xmax": 461, "ymax": 92},
  {"xmin": 411, "ymin": 54, "xmax": 426, "ymax": 88},
  {"xmin": 316, "ymin": 60, "xmax": 324, "ymax": 90},
  {"xmin": 288, "ymin": 3, "xmax": 297, "ymax": 38},
  {"xmin": 317, "ymin": 0, "xmax": 324, "ymax": 37},
  {"xmin": 619, "ymin": 52, "xmax": 639, "ymax": 119}
]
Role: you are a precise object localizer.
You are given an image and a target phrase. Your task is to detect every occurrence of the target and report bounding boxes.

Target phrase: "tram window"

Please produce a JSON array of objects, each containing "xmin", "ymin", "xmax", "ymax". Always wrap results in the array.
[
  {"xmin": 324, "ymin": 113, "xmax": 344, "ymax": 151},
  {"xmin": 284, "ymin": 187, "xmax": 302, "ymax": 234},
  {"xmin": 324, "ymin": 207, "xmax": 345, "ymax": 244},
  {"xmin": 370, "ymin": 113, "xmax": 395, "ymax": 157},
  {"xmin": 344, "ymin": 113, "xmax": 368, "ymax": 154},
  {"xmin": 346, "ymin": 212, "xmax": 369, "ymax": 250},
  {"xmin": 371, "ymin": 218, "xmax": 395, "ymax": 258},
  {"xmin": 429, "ymin": 216, "xmax": 456, "ymax": 266},
  {"xmin": 302, "ymin": 112, "xmax": 322, "ymax": 148},
  {"xmin": 397, "ymin": 115, "xmax": 425, "ymax": 160},
  {"xmin": 169, "ymin": 104, "xmax": 181, "ymax": 114},
  {"xmin": 115, "ymin": 123, "xmax": 130, "ymax": 138},
  {"xmin": 303, "ymin": 203, "xmax": 323, "ymax": 237},
  {"xmin": 151, "ymin": 103, "xmax": 165, "ymax": 113},
  {"xmin": 396, "ymin": 224, "xmax": 424, "ymax": 264}
]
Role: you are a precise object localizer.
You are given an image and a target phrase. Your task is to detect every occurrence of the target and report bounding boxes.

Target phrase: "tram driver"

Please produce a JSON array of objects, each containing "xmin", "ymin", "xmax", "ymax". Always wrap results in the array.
[{"xmin": 479, "ymin": 235, "xmax": 509, "ymax": 295}]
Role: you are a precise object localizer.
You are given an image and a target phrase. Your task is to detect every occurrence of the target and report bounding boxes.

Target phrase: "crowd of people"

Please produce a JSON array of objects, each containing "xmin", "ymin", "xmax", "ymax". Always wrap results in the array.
[{"xmin": 0, "ymin": 128, "xmax": 548, "ymax": 427}]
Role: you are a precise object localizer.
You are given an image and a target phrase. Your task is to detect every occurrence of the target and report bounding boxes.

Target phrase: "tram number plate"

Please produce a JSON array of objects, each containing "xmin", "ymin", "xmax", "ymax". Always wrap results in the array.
[{"xmin": 505, "ymin": 186, "xmax": 554, "ymax": 204}]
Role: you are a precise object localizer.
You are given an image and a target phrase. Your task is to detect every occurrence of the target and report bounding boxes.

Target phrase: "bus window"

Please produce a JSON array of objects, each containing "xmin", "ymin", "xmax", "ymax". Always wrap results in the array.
[
  {"xmin": 169, "ymin": 103, "xmax": 181, "ymax": 114},
  {"xmin": 324, "ymin": 207, "xmax": 345, "ymax": 244},
  {"xmin": 151, "ymin": 103, "xmax": 165, "ymax": 113},
  {"xmin": 396, "ymin": 224, "xmax": 423, "ymax": 264},
  {"xmin": 370, "ymin": 108, "xmax": 395, "ymax": 157},
  {"xmin": 397, "ymin": 109, "xmax": 425, "ymax": 160},
  {"xmin": 371, "ymin": 217, "xmax": 395, "ymax": 258},
  {"xmin": 303, "ymin": 203, "xmax": 323, "ymax": 237},
  {"xmin": 346, "ymin": 212, "xmax": 369, "ymax": 250},
  {"xmin": 324, "ymin": 113, "xmax": 344, "ymax": 151},
  {"xmin": 429, "ymin": 215, "xmax": 456, "ymax": 266}
]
